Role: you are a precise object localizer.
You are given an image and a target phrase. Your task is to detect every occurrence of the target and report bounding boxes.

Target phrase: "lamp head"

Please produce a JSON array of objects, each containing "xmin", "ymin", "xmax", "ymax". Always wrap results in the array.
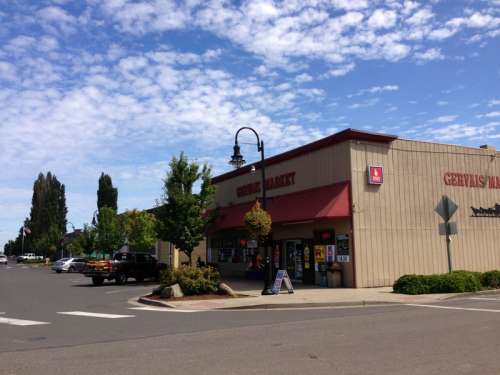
[{"xmin": 229, "ymin": 144, "xmax": 246, "ymax": 169}]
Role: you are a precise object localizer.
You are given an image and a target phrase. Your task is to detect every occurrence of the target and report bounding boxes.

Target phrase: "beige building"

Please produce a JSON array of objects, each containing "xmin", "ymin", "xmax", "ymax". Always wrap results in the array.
[
  {"xmin": 208, "ymin": 129, "xmax": 500, "ymax": 287},
  {"xmin": 155, "ymin": 239, "xmax": 207, "ymax": 268}
]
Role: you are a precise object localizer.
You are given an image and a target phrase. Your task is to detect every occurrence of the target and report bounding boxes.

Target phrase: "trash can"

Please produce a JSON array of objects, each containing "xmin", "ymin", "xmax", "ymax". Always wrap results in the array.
[
  {"xmin": 318, "ymin": 263, "xmax": 328, "ymax": 287},
  {"xmin": 327, "ymin": 262, "xmax": 342, "ymax": 288}
]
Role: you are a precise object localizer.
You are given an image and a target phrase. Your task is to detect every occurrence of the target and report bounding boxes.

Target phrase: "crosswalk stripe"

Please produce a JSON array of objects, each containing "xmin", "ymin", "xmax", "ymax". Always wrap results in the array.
[
  {"xmin": 129, "ymin": 306, "xmax": 198, "ymax": 313},
  {"xmin": 57, "ymin": 311, "xmax": 135, "ymax": 319},
  {"xmin": 407, "ymin": 304, "xmax": 500, "ymax": 313},
  {"xmin": 0, "ymin": 316, "xmax": 50, "ymax": 326}
]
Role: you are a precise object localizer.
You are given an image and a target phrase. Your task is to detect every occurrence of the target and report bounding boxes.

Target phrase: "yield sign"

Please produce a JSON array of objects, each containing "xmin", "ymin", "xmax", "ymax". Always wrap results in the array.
[{"xmin": 435, "ymin": 195, "xmax": 458, "ymax": 222}]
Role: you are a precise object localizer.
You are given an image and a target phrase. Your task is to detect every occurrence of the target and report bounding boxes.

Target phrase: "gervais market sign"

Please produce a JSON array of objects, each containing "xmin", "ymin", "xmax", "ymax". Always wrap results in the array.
[{"xmin": 444, "ymin": 172, "xmax": 500, "ymax": 189}]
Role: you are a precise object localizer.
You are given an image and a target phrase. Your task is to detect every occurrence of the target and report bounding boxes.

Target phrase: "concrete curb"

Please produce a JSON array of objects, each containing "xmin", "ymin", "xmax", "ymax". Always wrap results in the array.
[
  {"xmin": 136, "ymin": 295, "xmax": 403, "ymax": 311},
  {"xmin": 220, "ymin": 301, "xmax": 403, "ymax": 310},
  {"xmin": 138, "ymin": 296, "xmax": 177, "ymax": 309}
]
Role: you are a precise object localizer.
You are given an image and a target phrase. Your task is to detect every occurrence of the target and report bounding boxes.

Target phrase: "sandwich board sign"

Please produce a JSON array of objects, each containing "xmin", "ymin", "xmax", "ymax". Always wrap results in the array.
[{"xmin": 271, "ymin": 270, "xmax": 294, "ymax": 294}]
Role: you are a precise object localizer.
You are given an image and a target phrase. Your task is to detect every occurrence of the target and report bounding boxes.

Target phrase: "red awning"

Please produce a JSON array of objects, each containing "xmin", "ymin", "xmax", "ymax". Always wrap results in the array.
[{"xmin": 212, "ymin": 182, "xmax": 350, "ymax": 231}]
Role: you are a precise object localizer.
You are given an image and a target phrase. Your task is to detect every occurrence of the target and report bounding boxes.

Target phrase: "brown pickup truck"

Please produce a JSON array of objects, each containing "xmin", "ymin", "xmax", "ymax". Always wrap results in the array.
[{"xmin": 84, "ymin": 252, "xmax": 166, "ymax": 286}]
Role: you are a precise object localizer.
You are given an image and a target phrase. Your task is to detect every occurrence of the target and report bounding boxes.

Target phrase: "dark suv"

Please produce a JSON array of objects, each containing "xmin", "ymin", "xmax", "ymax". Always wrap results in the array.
[{"xmin": 84, "ymin": 252, "xmax": 165, "ymax": 286}]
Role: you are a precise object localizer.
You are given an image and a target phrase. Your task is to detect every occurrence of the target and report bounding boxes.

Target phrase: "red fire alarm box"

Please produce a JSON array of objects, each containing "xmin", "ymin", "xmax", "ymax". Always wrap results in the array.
[{"xmin": 368, "ymin": 165, "xmax": 384, "ymax": 185}]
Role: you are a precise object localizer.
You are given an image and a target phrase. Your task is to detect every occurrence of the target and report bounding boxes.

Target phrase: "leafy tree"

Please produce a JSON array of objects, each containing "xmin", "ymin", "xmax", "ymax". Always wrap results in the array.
[
  {"xmin": 3, "ymin": 240, "xmax": 16, "ymax": 256},
  {"xmin": 73, "ymin": 224, "xmax": 97, "ymax": 257},
  {"xmin": 156, "ymin": 152, "xmax": 216, "ymax": 265},
  {"xmin": 33, "ymin": 224, "xmax": 62, "ymax": 258},
  {"xmin": 95, "ymin": 207, "xmax": 124, "ymax": 258},
  {"xmin": 122, "ymin": 210, "xmax": 157, "ymax": 252},
  {"xmin": 97, "ymin": 173, "xmax": 118, "ymax": 212},
  {"xmin": 29, "ymin": 172, "xmax": 67, "ymax": 251}
]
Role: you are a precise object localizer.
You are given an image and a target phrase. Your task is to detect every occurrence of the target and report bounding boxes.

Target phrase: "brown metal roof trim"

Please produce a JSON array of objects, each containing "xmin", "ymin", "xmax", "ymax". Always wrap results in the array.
[{"xmin": 212, "ymin": 128, "xmax": 398, "ymax": 184}]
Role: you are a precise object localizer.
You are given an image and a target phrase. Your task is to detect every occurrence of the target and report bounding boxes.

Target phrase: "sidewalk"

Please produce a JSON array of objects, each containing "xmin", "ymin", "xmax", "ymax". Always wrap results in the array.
[{"xmin": 137, "ymin": 279, "xmax": 469, "ymax": 311}]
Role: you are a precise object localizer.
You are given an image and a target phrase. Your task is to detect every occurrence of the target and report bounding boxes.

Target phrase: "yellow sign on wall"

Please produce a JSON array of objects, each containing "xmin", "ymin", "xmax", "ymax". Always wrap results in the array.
[{"xmin": 314, "ymin": 245, "xmax": 325, "ymax": 263}]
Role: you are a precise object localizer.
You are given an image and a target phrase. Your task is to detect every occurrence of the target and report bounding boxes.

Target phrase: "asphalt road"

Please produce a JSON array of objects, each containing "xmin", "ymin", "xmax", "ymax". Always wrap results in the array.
[{"xmin": 1, "ymin": 262, "xmax": 500, "ymax": 375}]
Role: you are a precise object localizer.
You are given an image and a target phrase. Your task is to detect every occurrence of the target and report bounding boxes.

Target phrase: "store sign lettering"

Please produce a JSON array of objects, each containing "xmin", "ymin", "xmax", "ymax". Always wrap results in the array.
[
  {"xmin": 471, "ymin": 204, "xmax": 500, "ymax": 217},
  {"xmin": 444, "ymin": 172, "xmax": 500, "ymax": 189},
  {"xmin": 236, "ymin": 172, "xmax": 296, "ymax": 197}
]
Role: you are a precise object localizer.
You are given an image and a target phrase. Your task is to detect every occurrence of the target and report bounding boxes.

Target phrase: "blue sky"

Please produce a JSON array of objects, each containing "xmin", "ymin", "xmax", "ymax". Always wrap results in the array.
[{"xmin": 1, "ymin": 0, "xmax": 499, "ymax": 249}]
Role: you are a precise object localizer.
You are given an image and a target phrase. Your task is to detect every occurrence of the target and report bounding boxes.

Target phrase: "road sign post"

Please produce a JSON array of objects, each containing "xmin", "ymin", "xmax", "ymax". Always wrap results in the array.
[{"xmin": 435, "ymin": 195, "xmax": 458, "ymax": 272}]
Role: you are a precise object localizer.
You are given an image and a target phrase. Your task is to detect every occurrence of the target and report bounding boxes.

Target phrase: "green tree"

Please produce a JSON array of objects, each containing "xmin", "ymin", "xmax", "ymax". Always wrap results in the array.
[
  {"xmin": 73, "ymin": 224, "xmax": 97, "ymax": 257},
  {"xmin": 122, "ymin": 210, "xmax": 157, "ymax": 252},
  {"xmin": 95, "ymin": 207, "xmax": 124, "ymax": 258},
  {"xmin": 97, "ymin": 173, "xmax": 118, "ymax": 212},
  {"xmin": 29, "ymin": 172, "xmax": 67, "ymax": 252},
  {"xmin": 156, "ymin": 152, "xmax": 216, "ymax": 265},
  {"xmin": 33, "ymin": 224, "xmax": 62, "ymax": 258}
]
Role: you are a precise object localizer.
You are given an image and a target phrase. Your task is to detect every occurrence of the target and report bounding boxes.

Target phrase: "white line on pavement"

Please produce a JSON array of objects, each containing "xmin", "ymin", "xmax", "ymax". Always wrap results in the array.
[
  {"xmin": 57, "ymin": 311, "xmax": 135, "ymax": 319},
  {"xmin": 468, "ymin": 297, "xmax": 500, "ymax": 301},
  {"xmin": 0, "ymin": 316, "xmax": 51, "ymax": 326},
  {"xmin": 129, "ymin": 307, "xmax": 198, "ymax": 313},
  {"xmin": 407, "ymin": 304, "xmax": 500, "ymax": 313}
]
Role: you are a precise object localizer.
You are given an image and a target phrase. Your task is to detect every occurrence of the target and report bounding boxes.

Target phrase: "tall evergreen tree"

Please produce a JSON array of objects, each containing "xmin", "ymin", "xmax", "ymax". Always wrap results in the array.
[
  {"xmin": 29, "ymin": 172, "xmax": 67, "ymax": 254},
  {"xmin": 97, "ymin": 173, "xmax": 118, "ymax": 212}
]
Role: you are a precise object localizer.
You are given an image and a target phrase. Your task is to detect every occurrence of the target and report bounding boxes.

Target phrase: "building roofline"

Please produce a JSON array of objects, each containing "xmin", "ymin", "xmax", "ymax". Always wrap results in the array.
[{"xmin": 212, "ymin": 128, "xmax": 398, "ymax": 184}]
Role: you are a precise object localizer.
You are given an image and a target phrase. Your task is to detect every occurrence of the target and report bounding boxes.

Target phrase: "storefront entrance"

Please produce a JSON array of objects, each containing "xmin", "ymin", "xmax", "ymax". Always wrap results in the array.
[{"xmin": 283, "ymin": 240, "xmax": 304, "ymax": 281}]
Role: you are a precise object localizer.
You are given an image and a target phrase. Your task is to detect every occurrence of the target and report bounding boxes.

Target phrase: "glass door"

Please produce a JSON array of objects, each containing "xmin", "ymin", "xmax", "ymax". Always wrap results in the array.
[{"xmin": 284, "ymin": 240, "xmax": 303, "ymax": 281}]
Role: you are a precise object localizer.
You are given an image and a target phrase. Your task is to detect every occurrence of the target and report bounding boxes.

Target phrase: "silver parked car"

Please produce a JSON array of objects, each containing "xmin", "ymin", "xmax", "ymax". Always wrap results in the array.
[
  {"xmin": 0, "ymin": 254, "xmax": 7, "ymax": 265},
  {"xmin": 52, "ymin": 257, "xmax": 87, "ymax": 273}
]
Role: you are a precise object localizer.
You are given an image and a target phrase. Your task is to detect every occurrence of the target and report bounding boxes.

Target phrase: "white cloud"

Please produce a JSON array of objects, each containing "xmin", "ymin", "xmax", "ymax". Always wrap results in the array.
[
  {"xmin": 488, "ymin": 99, "xmax": 500, "ymax": 107},
  {"xmin": 0, "ymin": 61, "xmax": 17, "ymax": 81},
  {"xmin": 368, "ymin": 9, "xmax": 398, "ymax": 29},
  {"xmin": 414, "ymin": 47, "xmax": 445, "ymax": 62},
  {"xmin": 432, "ymin": 115, "xmax": 458, "ymax": 123},
  {"xmin": 295, "ymin": 73, "xmax": 313, "ymax": 83},
  {"xmin": 428, "ymin": 123, "xmax": 495, "ymax": 141},
  {"xmin": 349, "ymin": 97, "xmax": 380, "ymax": 109},
  {"xmin": 477, "ymin": 111, "xmax": 500, "ymax": 118},
  {"xmin": 325, "ymin": 63, "xmax": 355, "ymax": 77},
  {"xmin": 437, "ymin": 101, "xmax": 449, "ymax": 106},
  {"xmin": 349, "ymin": 85, "xmax": 399, "ymax": 97}
]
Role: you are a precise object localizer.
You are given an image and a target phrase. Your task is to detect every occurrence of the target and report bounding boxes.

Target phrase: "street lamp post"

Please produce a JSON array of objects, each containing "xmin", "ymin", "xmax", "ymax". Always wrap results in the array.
[
  {"xmin": 229, "ymin": 127, "xmax": 273, "ymax": 295},
  {"xmin": 66, "ymin": 221, "xmax": 76, "ymax": 258}
]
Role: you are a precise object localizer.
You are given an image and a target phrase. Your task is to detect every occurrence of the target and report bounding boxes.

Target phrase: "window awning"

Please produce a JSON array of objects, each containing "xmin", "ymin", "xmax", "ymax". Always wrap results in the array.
[{"xmin": 212, "ymin": 182, "xmax": 351, "ymax": 231}]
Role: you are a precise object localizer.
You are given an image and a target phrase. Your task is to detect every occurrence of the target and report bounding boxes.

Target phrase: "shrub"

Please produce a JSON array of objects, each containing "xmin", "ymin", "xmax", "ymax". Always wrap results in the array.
[
  {"xmin": 481, "ymin": 271, "xmax": 500, "ymax": 289},
  {"xmin": 159, "ymin": 266, "xmax": 221, "ymax": 296},
  {"xmin": 393, "ymin": 275, "xmax": 430, "ymax": 295},
  {"xmin": 393, "ymin": 271, "xmax": 481, "ymax": 295}
]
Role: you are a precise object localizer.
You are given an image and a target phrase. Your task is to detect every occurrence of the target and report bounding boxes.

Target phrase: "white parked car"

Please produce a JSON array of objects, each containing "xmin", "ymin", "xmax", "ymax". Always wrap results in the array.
[
  {"xmin": 16, "ymin": 253, "xmax": 44, "ymax": 263},
  {"xmin": 0, "ymin": 254, "xmax": 7, "ymax": 265}
]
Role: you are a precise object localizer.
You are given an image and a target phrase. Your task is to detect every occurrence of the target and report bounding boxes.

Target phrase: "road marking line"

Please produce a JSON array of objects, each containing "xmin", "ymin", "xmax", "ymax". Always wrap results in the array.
[
  {"xmin": 0, "ymin": 317, "xmax": 50, "ymax": 326},
  {"xmin": 468, "ymin": 297, "xmax": 500, "ymax": 301},
  {"xmin": 129, "ymin": 307, "xmax": 198, "ymax": 313},
  {"xmin": 57, "ymin": 311, "xmax": 135, "ymax": 319},
  {"xmin": 407, "ymin": 304, "xmax": 500, "ymax": 313}
]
